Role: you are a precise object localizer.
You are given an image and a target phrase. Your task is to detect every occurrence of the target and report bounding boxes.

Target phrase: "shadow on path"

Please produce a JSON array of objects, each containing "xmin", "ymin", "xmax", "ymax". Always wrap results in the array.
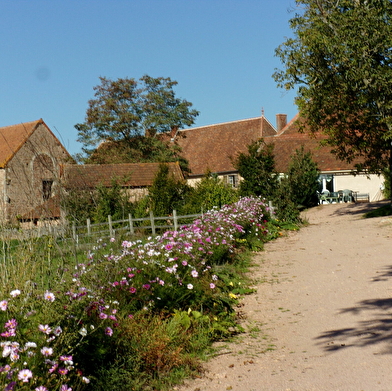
[
  {"xmin": 331, "ymin": 200, "xmax": 390, "ymax": 217},
  {"xmin": 315, "ymin": 296, "xmax": 392, "ymax": 354},
  {"xmin": 372, "ymin": 265, "xmax": 392, "ymax": 282}
]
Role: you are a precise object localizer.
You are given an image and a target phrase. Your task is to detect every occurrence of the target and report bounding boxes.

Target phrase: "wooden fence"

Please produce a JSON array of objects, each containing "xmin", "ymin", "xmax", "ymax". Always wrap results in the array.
[{"xmin": 71, "ymin": 211, "xmax": 202, "ymax": 242}]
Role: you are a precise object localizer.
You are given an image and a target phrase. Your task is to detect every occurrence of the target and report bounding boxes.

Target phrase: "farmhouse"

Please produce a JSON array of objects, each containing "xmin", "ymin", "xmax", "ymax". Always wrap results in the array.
[
  {"xmin": 0, "ymin": 119, "xmax": 71, "ymax": 224},
  {"xmin": 61, "ymin": 162, "xmax": 184, "ymax": 202},
  {"xmin": 174, "ymin": 113, "xmax": 384, "ymax": 202}
]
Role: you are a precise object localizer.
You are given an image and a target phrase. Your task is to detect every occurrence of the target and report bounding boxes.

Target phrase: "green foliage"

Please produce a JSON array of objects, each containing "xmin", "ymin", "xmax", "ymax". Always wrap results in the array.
[
  {"xmin": 273, "ymin": 176, "xmax": 301, "ymax": 223},
  {"xmin": 382, "ymin": 168, "xmax": 391, "ymax": 199},
  {"xmin": 0, "ymin": 198, "xmax": 299, "ymax": 391},
  {"xmin": 62, "ymin": 179, "xmax": 134, "ymax": 224},
  {"xmin": 181, "ymin": 171, "xmax": 240, "ymax": 214},
  {"xmin": 61, "ymin": 188, "xmax": 95, "ymax": 224},
  {"xmin": 75, "ymin": 75, "xmax": 199, "ymax": 161},
  {"xmin": 148, "ymin": 164, "xmax": 191, "ymax": 217},
  {"xmin": 274, "ymin": 0, "xmax": 392, "ymax": 176},
  {"xmin": 364, "ymin": 203, "xmax": 392, "ymax": 218},
  {"xmin": 272, "ymin": 146, "xmax": 319, "ymax": 223},
  {"xmin": 84, "ymin": 137, "xmax": 191, "ymax": 173},
  {"xmin": 285, "ymin": 146, "xmax": 320, "ymax": 208},
  {"xmin": 94, "ymin": 180, "xmax": 134, "ymax": 222},
  {"xmin": 234, "ymin": 139, "xmax": 278, "ymax": 199}
]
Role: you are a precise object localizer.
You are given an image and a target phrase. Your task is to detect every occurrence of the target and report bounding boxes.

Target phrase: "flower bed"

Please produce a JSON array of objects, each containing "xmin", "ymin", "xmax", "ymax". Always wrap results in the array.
[{"xmin": 0, "ymin": 197, "xmax": 273, "ymax": 390}]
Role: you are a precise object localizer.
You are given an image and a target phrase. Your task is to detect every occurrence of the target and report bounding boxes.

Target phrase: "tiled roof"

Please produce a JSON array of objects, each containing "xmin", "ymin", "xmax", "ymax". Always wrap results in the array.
[
  {"xmin": 62, "ymin": 162, "xmax": 184, "ymax": 189},
  {"xmin": 176, "ymin": 114, "xmax": 360, "ymax": 176},
  {"xmin": 19, "ymin": 195, "xmax": 61, "ymax": 220},
  {"xmin": 176, "ymin": 117, "xmax": 269, "ymax": 176},
  {"xmin": 0, "ymin": 119, "xmax": 42, "ymax": 168},
  {"xmin": 0, "ymin": 119, "xmax": 71, "ymax": 168}
]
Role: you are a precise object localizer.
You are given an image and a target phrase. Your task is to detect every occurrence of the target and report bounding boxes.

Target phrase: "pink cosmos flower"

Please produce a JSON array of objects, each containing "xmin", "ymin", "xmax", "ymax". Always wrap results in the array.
[
  {"xmin": 40, "ymin": 347, "xmax": 53, "ymax": 356},
  {"xmin": 5, "ymin": 319, "xmax": 17, "ymax": 329},
  {"xmin": 210, "ymin": 283, "xmax": 216, "ymax": 289},
  {"xmin": 17, "ymin": 369, "xmax": 32, "ymax": 382},
  {"xmin": 0, "ymin": 300, "xmax": 7, "ymax": 311},
  {"xmin": 35, "ymin": 386, "xmax": 48, "ymax": 391},
  {"xmin": 49, "ymin": 364, "xmax": 58, "ymax": 373},
  {"xmin": 38, "ymin": 324, "xmax": 52, "ymax": 334},
  {"xmin": 60, "ymin": 355, "xmax": 73, "ymax": 363},
  {"xmin": 58, "ymin": 367, "xmax": 68, "ymax": 375},
  {"xmin": 1, "ymin": 329, "xmax": 14, "ymax": 338},
  {"xmin": 44, "ymin": 291, "xmax": 55, "ymax": 302},
  {"xmin": 191, "ymin": 270, "xmax": 198, "ymax": 278},
  {"xmin": 105, "ymin": 327, "xmax": 113, "ymax": 336},
  {"xmin": 129, "ymin": 287, "xmax": 136, "ymax": 294},
  {"xmin": 99, "ymin": 313, "xmax": 107, "ymax": 319},
  {"xmin": 60, "ymin": 385, "xmax": 72, "ymax": 391}
]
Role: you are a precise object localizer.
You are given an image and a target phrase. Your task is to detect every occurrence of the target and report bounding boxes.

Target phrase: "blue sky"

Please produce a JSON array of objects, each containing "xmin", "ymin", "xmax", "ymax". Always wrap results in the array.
[{"xmin": 1, "ymin": 0, "xmax": 299, "ymax": 155}]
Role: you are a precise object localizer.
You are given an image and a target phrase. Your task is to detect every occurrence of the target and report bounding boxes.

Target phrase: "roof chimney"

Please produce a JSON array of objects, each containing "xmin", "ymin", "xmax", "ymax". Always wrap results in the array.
[{"xmin": 276, "ymin": 114, "xmax": 287, "ymax": 132}]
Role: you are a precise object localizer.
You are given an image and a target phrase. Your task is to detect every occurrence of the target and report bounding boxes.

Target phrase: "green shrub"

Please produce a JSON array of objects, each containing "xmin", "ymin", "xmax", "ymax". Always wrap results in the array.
[
  {"xmin": 234, "ymin": 139, "xmax": 278, "ymax": 199},
  {"xmin": 181, "ymin": 171, "xmax": 239, "ymax": 214}
]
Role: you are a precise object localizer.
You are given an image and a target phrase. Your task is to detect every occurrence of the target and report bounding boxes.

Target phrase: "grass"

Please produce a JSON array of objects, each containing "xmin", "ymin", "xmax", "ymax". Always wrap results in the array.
[{"xmin": 363, "ymin": 203, "xmax": 392, "ymax": 218}]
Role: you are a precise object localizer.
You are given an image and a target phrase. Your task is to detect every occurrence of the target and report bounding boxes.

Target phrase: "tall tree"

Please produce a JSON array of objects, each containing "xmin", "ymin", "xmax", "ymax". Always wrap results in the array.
[
  {"xmin": 273, "ymin": 0, "xmax": 392, "ymax": 191},
  {"xmin": 75, "ymin": 75, "xmax": 199, "ymax": 159}
]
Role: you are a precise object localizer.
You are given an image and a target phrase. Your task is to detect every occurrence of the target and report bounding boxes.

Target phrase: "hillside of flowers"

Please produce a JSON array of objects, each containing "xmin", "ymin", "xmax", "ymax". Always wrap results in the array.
[{"xmin": 0, "ymin": 196, "xmax": 281, "ymax": 391}]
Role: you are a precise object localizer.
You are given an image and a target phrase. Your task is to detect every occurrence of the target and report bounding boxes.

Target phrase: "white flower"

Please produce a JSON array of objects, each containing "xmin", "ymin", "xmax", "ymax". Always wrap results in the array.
[
  {"xmin": 10, "ymin": 289, "xmax": 21, "ymax": 297},
  {"xmin": 44, "ymin": 291, "xmax": 55, "ymax": 302},
  {"xmin": 40, "ymin": 347, "xmax": 53, "ymax": 356},
  {"xmin": 2, "ymin": 345, "xmax": 11, "ymax": 357},
  {"xmin": 79, "ymin": 327, "xmax": 87, "ymax": 337},
  {"xmin": 187, "ymin": 284, "xmax": 193, "ymax": 290}
]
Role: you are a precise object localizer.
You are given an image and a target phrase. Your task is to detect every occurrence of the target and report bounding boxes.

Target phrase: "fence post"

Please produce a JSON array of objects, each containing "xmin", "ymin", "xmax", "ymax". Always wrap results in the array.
[
  {"xmin": 87, "ymin": 218, "xmax": 91, "ymax": 236},
  {"xmin": 173, "ymin": 210, "xmax": 178, "ymax": 231},
  {"xmin": 268, "ymin": 201, "xmax": 276, "ymax": 218},
  {"xmin": 149, "ymin": 211, "xmax": 156, "ymax": 235},
  {"xmin": 108, "ymin": 215, "xmax": 114, "ymax": 237},
  {"xmin": 128, "ymin": 214, "xmax": 135, "ymax": 235}
]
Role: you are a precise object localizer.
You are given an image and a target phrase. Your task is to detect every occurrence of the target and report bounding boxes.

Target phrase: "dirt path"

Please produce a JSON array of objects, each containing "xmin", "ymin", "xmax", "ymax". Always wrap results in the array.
[{"xmin": 177, "ymin": 201, "xmax": 392, "ymax": 391}]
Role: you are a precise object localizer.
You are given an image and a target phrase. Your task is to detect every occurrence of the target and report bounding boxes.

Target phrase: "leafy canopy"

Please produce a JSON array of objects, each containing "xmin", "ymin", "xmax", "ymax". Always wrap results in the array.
[
  {"xmin": 274, "ymin": 0, "xmax": 392, "ymax": 173},
  {"xmin": 75, "ymin": 75, "xmax": 199, "ymax": 157}
]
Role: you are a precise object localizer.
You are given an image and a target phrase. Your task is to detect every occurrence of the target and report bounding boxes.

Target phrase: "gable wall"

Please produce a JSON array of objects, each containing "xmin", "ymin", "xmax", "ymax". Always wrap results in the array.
[{"xmin": 3, "ymin": 123, "xmax": 70, "ymax": 223}]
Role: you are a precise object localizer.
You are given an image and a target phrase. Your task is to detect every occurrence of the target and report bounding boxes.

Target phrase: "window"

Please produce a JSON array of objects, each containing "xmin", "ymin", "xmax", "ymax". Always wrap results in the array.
[
  {"xmin": 42, "ymin": 180, "xmax": 53, "ymax": 200},
  {"xmin": 227, "ymin": 174, "xmax": 238, "ymax": 188}
]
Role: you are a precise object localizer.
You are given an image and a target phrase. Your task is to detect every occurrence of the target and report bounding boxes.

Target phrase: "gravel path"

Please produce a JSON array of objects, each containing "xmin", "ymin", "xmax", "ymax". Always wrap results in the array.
[{"xmin": 177, "ymin": 201, "xmax": 392, "ymax": 391}]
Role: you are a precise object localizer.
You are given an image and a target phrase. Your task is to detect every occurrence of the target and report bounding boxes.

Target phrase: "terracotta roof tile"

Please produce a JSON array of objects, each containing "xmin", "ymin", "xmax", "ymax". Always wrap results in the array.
[
  {"xmin": 176, "ymin": 117, "xmax": 265, "ymax": 176},
  {"xmin": 0, "ymin": 119, "xmax": 42, "ymax": 168},
  {"xmin": 176, "ymin": 114, "xmax": 361, "ymax": 176},
  {"xmin": 19, "ymin": 195, "xmax": 61, "ymax": 220},
  {"xmin": 62, "ymin": 162, "xmax": 184, "ymax": 189}
]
